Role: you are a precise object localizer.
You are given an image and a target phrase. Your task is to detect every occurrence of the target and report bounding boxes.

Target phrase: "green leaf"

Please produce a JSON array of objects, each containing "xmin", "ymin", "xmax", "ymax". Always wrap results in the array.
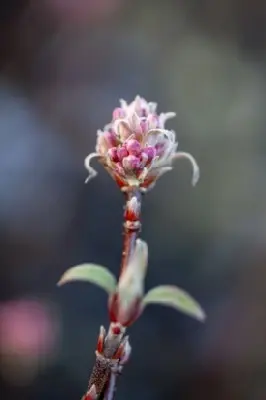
[
  {"xmin": 142, "ymin": 285, "xmax": 206, "ymax": 321},
  {"xmin": 57, "ymin": 264, "xmax": 117, "ymax": 295}
]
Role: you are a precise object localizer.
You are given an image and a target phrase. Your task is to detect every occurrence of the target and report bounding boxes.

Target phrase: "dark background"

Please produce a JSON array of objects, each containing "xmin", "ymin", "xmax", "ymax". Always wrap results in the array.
[{"xmin": 1, "ymin": 0, "xmax": 266, "ymax": 399}]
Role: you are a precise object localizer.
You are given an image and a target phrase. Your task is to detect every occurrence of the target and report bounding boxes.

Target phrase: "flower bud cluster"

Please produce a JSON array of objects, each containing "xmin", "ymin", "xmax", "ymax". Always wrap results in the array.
[{"xmin": 85, "ymin": 96, "xmax": 199, "ymax": 190}]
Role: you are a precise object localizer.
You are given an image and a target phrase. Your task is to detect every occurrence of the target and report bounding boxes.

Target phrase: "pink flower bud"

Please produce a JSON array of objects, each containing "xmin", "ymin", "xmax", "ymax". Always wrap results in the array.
[
  {"xmin": 155, "ymin": 142, "xmax": 166, "ymax": 156},
  {"xmin": 104, "ymin": 131, "xmax": 118, "ymax": 148},
  {"xmin": 140, "ymin": 151, "xmax": 149, "ymax": 167},
  {"xmin": 122, "ymin": 155, "xmax": 141, "ymax": 171},
  {"xmin": 115, "ymin": 162, "xmax": 126, "ymax": 177},
  {"xmin": 142, "ymin": 146, "xmax": 157, "ymax": 161},
  {"xmin": 117, "ymin": 146, "xmax": 128, "ymax": 161},
  {"xmin": 113, "ymin": 107, "xmax": 125, "ymax": 120},
  {"xmin": 107, "ymin": 147, "xmax": 119, "ymax": 162},
  {"xmin": 125, "ymin": 139, "xmax": 141, "ymax": 156}
]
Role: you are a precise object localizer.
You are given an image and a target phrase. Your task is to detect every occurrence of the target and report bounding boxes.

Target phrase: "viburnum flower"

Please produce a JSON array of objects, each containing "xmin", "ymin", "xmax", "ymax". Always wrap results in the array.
[
  {"xmin": 59, "ymin": 95, "xmax": 204, "ymax": 400},
  {"xmin": 85, "ymin": 96, "xmax": 199, "ymax": 190}
]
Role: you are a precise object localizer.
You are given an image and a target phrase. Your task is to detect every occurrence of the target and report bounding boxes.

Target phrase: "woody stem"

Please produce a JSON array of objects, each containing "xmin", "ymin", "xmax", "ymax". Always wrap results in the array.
[
  {"xmin": 82, "ymin": 187, "xmax": 143, "ymax": 400},
  {"xmin": 102, "ymin": 187, "xmax": 142, "ymax": 400}
]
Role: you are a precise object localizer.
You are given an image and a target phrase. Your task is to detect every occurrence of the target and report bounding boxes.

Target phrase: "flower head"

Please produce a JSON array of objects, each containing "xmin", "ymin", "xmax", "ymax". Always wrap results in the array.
[{"xmin": 85, "ymin": 96, "xmax": 199, "ymax": 190}]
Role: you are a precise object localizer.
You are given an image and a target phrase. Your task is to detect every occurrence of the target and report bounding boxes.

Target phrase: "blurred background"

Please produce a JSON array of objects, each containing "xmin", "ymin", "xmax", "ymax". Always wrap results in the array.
[{"xmin": 1, "ymin": 0, "xmax": 266, "ymax": 399}]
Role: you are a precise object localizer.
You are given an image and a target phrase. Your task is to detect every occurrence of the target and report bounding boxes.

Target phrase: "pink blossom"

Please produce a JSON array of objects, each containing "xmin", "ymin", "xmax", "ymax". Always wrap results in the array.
[
  {"xmin": 126, "ymin": 139, "xmax": 142, "ymax": 156},
  {"xmin": 85, "ymin": 96, "xmax": 199, "ymax": 190},
  {"xmin": 122, "ymin": 155, "xmax": 140, "ymax": 172}
]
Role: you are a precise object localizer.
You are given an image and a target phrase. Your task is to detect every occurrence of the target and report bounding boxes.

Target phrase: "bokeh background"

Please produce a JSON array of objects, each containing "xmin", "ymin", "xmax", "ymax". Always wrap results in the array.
[{"xmin": 1, "ymin": 0, "xmax": 266, "ymax": 399}]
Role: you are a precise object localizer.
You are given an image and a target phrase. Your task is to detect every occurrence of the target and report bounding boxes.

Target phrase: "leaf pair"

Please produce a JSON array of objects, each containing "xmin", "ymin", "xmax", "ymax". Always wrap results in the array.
[{"xmin": 58, "ymin": 264, "xmax": 206, "ymax": 322}]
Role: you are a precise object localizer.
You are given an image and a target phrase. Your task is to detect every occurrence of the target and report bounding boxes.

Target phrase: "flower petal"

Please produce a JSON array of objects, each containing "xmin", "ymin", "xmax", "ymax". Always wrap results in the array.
[
  {"xmin": 128, "ymin": 111, "xmax": 141, "ymax": 132},
  {"xmin": 173, "ymin": 151, "xmax": 200, "ymax": 186},
  {"xmin": 132, "ymin": 95, "xmax": 142, "ymax": 112},
  {"xmin": 119, "ymin": 99, "xmax": 128, "ymax": 109},
  {"xmin": 142, "ymin": 285, "xmax": 206, "ymax": 321},
  {"xmin": 58, "ymin": 264, "xmax": 117, "ymax": 295},
  {"xmin": 148, "ymin": 166, "xmax": 172, "ymax": 179},
  {"xmin": 159, "ymin": 112, "xmax": 176, "ymax": 128},
  {"xmin": 146, "ymin": 129, "xmax": 171, "ymax": 146},
  {"xmin": 148, "ymin": 102, "xmax": 157, "ymax": 113},
  {"xmin": 84, "ymin": 152, "xmax": 100, "ymax": 183},
  {"xmin": 113, "ymin": 119, "xmax": 131, "ymax": 140}
]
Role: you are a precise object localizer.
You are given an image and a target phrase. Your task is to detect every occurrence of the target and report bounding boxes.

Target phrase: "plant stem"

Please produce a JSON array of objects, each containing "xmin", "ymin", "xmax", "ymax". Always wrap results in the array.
[
  {"xmin": 103, "ymin": 371, "xmax": 117, "ymax": 400},
  {"xmin": 120, "ymin": 187, "xmax": 142, "ymax": 274},
  {"xmin": 83, "ymin": 187, "xmax": 142, "ymax": 400}
]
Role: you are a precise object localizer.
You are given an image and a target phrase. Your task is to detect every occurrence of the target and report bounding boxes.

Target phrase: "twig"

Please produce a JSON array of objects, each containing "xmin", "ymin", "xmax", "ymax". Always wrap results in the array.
[
  {"xmin": 120, "ymin": 187, "xmax": 142, "ymax": 273},
  {"xmin": 83, "ymin": 187, "xmax": 142, "ymax": 400}
]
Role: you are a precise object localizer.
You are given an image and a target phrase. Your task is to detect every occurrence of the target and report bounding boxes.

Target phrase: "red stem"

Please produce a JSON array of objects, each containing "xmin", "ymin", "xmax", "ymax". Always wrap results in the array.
[
  {"xmin": 83, "ymin": 187, "xmax": 143, "ymax": 400},
  {"xmin": 120, "ymin": 187, "xmax": 142, "ymax": 274}
]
